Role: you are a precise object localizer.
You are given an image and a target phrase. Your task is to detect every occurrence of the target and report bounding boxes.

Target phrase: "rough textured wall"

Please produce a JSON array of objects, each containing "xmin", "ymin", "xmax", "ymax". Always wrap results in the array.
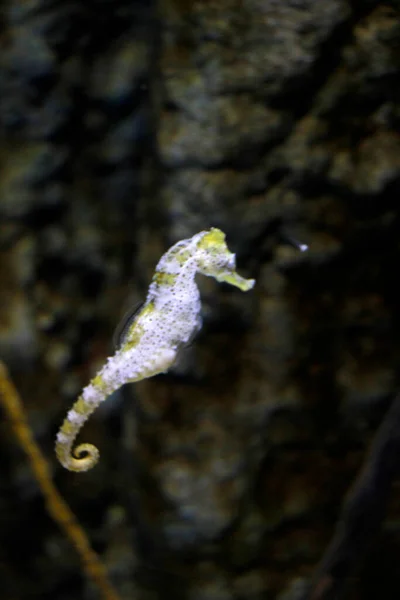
[{"xmin": 1, "ymin": 0, "xmax": 400, "ymax": 599}]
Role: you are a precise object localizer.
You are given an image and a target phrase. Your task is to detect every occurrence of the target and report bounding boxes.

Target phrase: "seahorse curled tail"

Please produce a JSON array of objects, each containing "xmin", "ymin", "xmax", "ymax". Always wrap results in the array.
[{"xmin": 55, "ymin": 378, "xmax": 108, "ymax": 472}]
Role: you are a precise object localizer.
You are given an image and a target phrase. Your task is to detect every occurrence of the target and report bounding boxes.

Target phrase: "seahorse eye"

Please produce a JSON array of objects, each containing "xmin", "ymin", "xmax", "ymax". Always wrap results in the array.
[{"xmin": 214, "ymin": 250, "xmax": 235, "ymax": 272}]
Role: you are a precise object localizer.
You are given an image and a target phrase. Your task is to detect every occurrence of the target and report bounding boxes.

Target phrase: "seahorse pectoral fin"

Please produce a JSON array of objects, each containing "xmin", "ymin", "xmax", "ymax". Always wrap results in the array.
[{"xmin": 215, "ymin": 271, "xmax": 255, "ymax": 292}]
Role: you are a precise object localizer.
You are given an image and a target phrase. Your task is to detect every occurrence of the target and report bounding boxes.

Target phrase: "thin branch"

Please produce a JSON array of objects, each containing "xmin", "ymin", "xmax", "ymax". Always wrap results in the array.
[
  {"xmin": 302, "ymin": 393, "xmax": 400, "ymax": 600},
  {"xmin": 0, "ymin": 360, "xmax": 121, "ymax": 600}
]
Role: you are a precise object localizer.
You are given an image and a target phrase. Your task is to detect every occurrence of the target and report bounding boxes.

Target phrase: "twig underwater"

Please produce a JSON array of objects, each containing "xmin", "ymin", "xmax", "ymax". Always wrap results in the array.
[
  {"xmin": 0, "ymin": 360, "xmax": 121, "ymax": 600},
  {"xmin": 56, "ymin": 228, "xmax": 255, "ymax": 472},
  {"xmin": 299, "ymin": 393, "xmax": 400, "ymax": 600}
]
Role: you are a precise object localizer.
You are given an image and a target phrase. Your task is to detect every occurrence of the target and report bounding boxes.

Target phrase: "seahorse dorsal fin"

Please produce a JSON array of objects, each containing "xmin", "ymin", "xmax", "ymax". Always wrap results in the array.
[{"xmin": 112, "ymin": 301, "xmax": 144, "ymax": 350}]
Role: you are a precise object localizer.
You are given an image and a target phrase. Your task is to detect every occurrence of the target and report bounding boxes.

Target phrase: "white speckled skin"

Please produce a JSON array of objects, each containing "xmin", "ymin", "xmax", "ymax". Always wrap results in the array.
[{"xmin": 55, "ymin": 228, "xmax": 255, "ymax": 472}]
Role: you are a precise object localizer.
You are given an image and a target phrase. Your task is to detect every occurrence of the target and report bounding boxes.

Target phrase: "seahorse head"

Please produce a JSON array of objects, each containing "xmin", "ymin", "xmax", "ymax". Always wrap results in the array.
[{"xmin": 196, "ymin": 228, "xmax": 255, "ymax": 292}]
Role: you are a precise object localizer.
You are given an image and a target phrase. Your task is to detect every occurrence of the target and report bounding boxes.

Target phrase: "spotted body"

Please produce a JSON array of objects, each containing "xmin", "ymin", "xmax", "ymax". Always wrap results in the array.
[{"xmin": 56, "ymin": 228, "xmax": 255, "ymax": 472}]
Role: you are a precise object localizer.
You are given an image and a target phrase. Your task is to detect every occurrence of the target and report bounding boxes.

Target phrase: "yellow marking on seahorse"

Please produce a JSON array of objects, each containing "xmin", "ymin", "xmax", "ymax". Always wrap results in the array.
[
  {"xmin": 198, "ymin": 228, "xmax": 225, "ymax": 250},
  {"xmin": 123, "ymin": 302, "xmax": 156, "ymax": 351},
  {"xmin": 153, "ymin": 271, "xmax": 177, "ymax": 286},
  {"xmin": 74, "ymin": 397, "xmax": 89, "ymax": 414},
  {"xmin": 61, "ymin": 420, "xmax": 75, "ymax": 436},
  {"xmin": 91, "ymin": 374, "xmax": 108, "ymax": 392}
]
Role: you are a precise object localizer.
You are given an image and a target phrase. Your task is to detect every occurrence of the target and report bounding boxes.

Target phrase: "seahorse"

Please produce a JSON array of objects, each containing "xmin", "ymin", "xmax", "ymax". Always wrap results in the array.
[{"xmin": 55, "ymin": 228, "xmax": 255, "ymax": 472}]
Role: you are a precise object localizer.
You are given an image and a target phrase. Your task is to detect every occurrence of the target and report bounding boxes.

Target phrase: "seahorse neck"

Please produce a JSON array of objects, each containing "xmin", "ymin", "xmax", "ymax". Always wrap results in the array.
[
  {"xmin": 148, "ymin": 253, "xmax": 200, "ymax": 307},
  {"xmin": 173, "ymin": 255, "xmax": 199, "ymax": 287}
]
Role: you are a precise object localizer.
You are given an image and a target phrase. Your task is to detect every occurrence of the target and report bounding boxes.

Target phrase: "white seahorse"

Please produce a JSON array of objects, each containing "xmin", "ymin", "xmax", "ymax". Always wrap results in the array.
[{"xmin": 55, "ymin": 228, "xmax": 255, "ymax": 472}]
